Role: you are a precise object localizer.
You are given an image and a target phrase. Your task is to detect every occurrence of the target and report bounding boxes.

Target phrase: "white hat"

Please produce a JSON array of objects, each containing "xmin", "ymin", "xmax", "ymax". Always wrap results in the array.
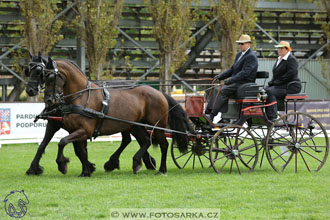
[{"xmin": 236, "ymin": 34, "xmax": 252, "ymax": 43}]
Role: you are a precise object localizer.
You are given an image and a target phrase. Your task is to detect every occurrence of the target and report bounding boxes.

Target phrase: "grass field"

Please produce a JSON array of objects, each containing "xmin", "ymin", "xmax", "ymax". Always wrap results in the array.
[{"xmin": 1, "ymin": 140, "xmax": 330, "ymax": 219}]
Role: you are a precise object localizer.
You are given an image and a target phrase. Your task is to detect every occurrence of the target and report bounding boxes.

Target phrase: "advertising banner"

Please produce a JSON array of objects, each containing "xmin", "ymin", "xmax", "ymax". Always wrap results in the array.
[{"xmin": 0, "ymin": 103, "xmax": 68, "ymax": 140}]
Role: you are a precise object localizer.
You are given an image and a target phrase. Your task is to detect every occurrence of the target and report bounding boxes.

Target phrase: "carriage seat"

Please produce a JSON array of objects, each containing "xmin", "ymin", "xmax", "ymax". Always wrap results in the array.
[
  {"xmin": 234, "ymin": 71, "xmax": 269, "ymax": 99},
  {"xmin": 277, "ymin": 81, "xmax": 307, "ymax": 112}
]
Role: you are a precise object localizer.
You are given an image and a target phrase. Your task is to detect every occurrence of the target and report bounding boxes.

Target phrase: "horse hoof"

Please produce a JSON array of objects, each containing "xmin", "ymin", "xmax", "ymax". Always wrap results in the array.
[
  {"xmin": 104, "ymin": 161, "xmax": 119, "ymax": 172},
  {"xmin": 133, "ymin": 165, "xmax": 142, "ymax": 174},
  {"xmin": 26, "ymin": 166, "xmax": 44, "ymax": 175},
  {"xmin": 155, "ymin": 171, "xmax": 167, "ymax": 176},
  {"xmin": 59, "ymin": 164, "xmax": 68, "ymax": 174},
  {"xmin": 79, "ymin": 173, "xmax": 91, "ymax": 177},
  {"xmin": 144, "ymin": 157, "xmax": 156, "ymax": 170},
  {"xmin": 89, "ymin": 162, "xmax": 96, "ymax": 173}
]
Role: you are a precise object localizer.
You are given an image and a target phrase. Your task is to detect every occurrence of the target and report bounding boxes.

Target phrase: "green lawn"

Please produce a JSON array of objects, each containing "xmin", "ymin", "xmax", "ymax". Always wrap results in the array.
[{"xmin": 1, "ymin": 140, "xmax": 330, "ymax": 219}]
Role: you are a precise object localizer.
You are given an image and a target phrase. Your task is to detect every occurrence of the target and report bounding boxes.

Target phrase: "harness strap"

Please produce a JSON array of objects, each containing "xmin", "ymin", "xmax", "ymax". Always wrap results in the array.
[
  {"xmin": 93, "ymin": 88, "xmax": 110, "ymax": 139},
  {"xmin": 84, "ymin": 81, "xmax": 92, "ymax": 108},
  {"xmin": 60, "ymin": 103, "xmax": 195, "ymax": 137}
]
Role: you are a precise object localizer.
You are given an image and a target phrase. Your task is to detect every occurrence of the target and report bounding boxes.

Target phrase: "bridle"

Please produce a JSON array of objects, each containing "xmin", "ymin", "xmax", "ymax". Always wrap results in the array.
[
  {"xmin": 26, "ymin": 61, "xmax": 46, "ymax": 91},
  {"xmin": 42, "ymin": 62, "xmax": 66, "ymax": 105}
]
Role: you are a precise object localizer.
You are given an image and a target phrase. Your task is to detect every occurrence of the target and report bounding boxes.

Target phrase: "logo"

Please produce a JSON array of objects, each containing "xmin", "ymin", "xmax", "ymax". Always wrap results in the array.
[
  {"xmin": 3, "ymin": 190, "xmax": 29, "ymax": 218},
  {"xmin": 0, "ymin": 108, "xmax": 11, "ymax": 135}
]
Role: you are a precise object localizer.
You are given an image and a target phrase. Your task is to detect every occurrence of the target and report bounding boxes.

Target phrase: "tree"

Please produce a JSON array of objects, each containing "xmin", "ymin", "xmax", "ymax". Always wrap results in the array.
[
  {"xmin": 210, "ymin": 0, "xmax": 257, "ymax": 69},
  {"xmin": 75, "ymin": 0, "xmax": 124, "ymax": 80},
  {"xmin": 18, "ymin": 0, "xmax": 63, "ymax": 101},
  {"xmin": 314, "ymin": 0, "xmax": 330, "ymax": 85},
  {"xmin": 145, "ymin": 0, "xmax": 193, "ymax": 94},
  {"xmin": 20, "ymin": 0, "xmax": 63, "ymax": 55}
]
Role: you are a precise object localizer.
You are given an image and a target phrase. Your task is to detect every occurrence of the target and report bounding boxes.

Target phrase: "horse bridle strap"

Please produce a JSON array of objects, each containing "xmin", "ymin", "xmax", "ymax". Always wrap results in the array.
[{"xmin": 93, "ymin": 88, "xmax": 110, "ymax": 138}]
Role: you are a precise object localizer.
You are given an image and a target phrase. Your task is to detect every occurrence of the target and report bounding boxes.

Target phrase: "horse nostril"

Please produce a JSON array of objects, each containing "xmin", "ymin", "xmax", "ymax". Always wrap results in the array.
[{"xmin": 26, "ymin": 88, "xmax": 36, "ymax": 96}]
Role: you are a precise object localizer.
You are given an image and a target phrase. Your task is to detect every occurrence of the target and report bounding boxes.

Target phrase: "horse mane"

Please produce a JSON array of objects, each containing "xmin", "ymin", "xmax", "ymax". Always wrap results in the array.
[{"xmin": 54, "ymin": 59, "xmax": 86, "ymax": 77}]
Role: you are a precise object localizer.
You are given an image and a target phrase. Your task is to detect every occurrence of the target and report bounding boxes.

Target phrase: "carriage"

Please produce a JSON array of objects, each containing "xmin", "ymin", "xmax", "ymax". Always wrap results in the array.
[
  {"xmin": 170, "ymin": 71, "xmax": 329, "ymax": 174},
  {"xmin": 25, "ymin": 55, "xmax": 329, "ymax": 176}
]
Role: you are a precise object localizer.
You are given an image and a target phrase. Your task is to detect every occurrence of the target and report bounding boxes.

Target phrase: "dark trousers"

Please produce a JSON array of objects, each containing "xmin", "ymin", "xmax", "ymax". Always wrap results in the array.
[
  {"xmin": 210, "ymin": 83, "xmax": 241, "ymax": 116},
  {"xmin": 265, "ymin": 83, "xmax": 301, "ymax": 119}
]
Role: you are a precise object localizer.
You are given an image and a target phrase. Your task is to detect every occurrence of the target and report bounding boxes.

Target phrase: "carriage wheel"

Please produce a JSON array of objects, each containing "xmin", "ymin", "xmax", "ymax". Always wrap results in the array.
[
  {"xmin": 265, "ymin": 112, "xmax": 329, "ymax": 172},
  {"xmin": 209, "ymin": 125, "xmax": 259, "ymax": 174},
  {"xmin": 171, "ymin": 136, "xmax": 213, "ymax": 169},
  {"xmin": 243, "ymin": 120, "xmax": 269, "ymax": 168}
]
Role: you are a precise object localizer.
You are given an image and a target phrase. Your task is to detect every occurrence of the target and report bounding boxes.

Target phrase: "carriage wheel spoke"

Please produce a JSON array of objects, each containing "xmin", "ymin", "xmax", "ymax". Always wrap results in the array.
[
  {"xmin": 300, "ymin": 148, "xmax": 323, "ymax": 163},
  {"xmin": 239, "ymin": 155, "xmax": 253, "ymax": 169},
  {"xmin": 295, "ymin": 151, "xmax": 298, "ymax": 173},
  {"xmin": 239, "ymin": 144, "xmax": 256, "ymax": 152},
  {"xmin": 234, "ymin": 157, "xmax": 241, "ymax": 174},
  {"xmin": 297, "ymin": 120, "xmax": 312, "ymax": 143},
  {"xmin": 230, "ymin": 159, "xmax": 233, "ymax": 174},
  {"xmin": 260, "ymin": 146, "xmax": 265, "ymax": 167},
  {"xmin": 218, "ymin": 158, "xmax": 230, "ymax": 173},
  {"xmin": 174, "ymin": 149, "xmax": 192, "ymax": 160},
  {"xmin": 299, "ymin": 131, "xmax": 323, "ymax": 144},
  {"xmin": 298, "ymin": 149, "xmax": 310, "ymax": 172},
  {"xmin": 182, "ymin": 153, "xmax": 193, "ymax": 168},
  {"xmin": 271, "ymin": 148, "xmax": 289, "ymax": 163},
  {"xmin": 213, "ymin": 153, "xmax": 232, "ymax": 162},
  {"xmin": 198, "ymin": 156, "xmax": 204, "ymax": 168},
  {"xmin": 193, "ymin": 155, "xmax": 196, "ymax": 169},
  {"xmin": 281, "ymin": 151, "xmax": 294, "ymax": 172}
]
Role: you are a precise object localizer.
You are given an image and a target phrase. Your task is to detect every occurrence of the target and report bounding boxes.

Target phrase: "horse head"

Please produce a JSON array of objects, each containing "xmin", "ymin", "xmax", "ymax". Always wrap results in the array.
[
  {"xmin": 25, "ymin": 52, "xmax": 47, "ymax": 96},
  {"xmin": 43, "ymin": 57, "xmax": 66, "ymax": 107}
]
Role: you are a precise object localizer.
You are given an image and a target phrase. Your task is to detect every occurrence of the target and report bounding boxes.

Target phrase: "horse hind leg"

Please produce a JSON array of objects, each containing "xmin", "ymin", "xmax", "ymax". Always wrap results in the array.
[
  {"xmin": 131, "ymin": 127, "xmax": 154, "ymax": 174},
  {"xmin": 104, "ymin": 131, "xmax": 131, "ymax": 172},
  {"xmin": 138, "ymin": 129, "xmax": 156, "ymax": 170},
  {"xmin": 154, "ymin": 130, "xmax": 168, "ymax": 175}
]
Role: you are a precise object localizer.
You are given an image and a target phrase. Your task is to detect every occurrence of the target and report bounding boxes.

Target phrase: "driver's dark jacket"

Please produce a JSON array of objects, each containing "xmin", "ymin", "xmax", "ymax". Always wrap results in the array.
[{"xmin": 217, "ymin": 48, "xmax": 258, "ymax": 84}]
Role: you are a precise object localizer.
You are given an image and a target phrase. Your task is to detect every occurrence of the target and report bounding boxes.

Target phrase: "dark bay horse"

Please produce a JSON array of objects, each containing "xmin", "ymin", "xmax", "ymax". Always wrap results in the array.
[
  {"xmin": 25, "ymin": 54, "xmax": 156, "ymax": 176},
  {"xmin": 33, "ymin": 56, "xmax": 192, "ymax": 176}
]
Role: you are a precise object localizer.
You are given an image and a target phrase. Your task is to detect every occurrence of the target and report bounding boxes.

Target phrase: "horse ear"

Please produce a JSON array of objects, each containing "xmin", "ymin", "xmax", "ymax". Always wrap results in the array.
[{"xmin": 46, "ymin": 57, "xmax": 54, "ymax": 69}]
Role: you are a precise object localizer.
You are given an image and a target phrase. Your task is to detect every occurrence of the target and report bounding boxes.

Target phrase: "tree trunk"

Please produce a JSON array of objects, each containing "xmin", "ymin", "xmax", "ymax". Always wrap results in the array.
[
  {"xmin": 97, "ymin": 62, "xmax": 103, "ymax": 80},
  {"xmin": 161, "ymin": 52, "xmax": 171, "ymax": 95},
  {"xmin": 220, "ymin": 33, "xmax": 236, "ymax": 70}
]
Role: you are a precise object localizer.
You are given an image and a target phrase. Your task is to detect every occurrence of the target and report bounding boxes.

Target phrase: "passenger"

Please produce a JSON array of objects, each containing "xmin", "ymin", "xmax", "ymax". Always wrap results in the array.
[
  {"xmin": 265, "ymin": 41, "xmax": 302, "ymax": 121},
  {"xmin": 208, "ymin": 34, "xmax": 258, "ymax": 123}
]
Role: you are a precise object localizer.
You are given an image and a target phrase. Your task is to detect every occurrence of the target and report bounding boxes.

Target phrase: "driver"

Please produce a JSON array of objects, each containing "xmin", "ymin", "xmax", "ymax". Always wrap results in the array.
[{"xmin": 207, "ymin": 34, "xmax": 258, "ymax": 123}]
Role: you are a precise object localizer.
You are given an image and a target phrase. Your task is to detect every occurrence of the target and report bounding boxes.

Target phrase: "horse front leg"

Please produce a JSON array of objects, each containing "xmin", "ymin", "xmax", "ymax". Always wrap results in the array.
[
  {"xmin": 73, "ymin": 140, "xmax": 95, "ymax": 177},
  {"xmin": 56, "ymin": 129, "xmax": 88, "ymax": 175},
  {"xmin": 104, "ymin": 131, "xmax": 131, "ymax": 172},
  {"xmin": 26, "ymin": 120, "xmax": 61, "ymax": 175}
]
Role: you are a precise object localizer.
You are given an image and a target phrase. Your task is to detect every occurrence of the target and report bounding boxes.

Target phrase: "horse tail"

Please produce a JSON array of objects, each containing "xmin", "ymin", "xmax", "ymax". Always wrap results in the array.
[{"xmin": 163, "ymin": 93, "xmax": 194, "ymax": 153}]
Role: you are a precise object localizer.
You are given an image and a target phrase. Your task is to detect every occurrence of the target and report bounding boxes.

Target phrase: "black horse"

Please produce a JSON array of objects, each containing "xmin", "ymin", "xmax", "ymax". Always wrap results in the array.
[{"xmin": 25, "ymin": 53, "xmax": 157, "ymax": 176}]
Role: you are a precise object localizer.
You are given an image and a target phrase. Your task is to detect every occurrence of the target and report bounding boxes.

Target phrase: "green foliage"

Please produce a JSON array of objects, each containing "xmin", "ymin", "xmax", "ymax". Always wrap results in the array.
[
  {"xmin": 145, "ymin": 0, "xmax": 193, "ymax": 75},
  {"xmin": 20, "ymin": 0, "xmax": 64, "ymax": 55},
  {"xmin": 75, "ymin": 0, "xmax": 124, "ymax": 80},
  {"xmin": 313, "ymin": 0, "xmax": 330, "ymax": 83},
  {"xmin": 209, "ymin": 0, "xmax": 257, "ymax": 69}
]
